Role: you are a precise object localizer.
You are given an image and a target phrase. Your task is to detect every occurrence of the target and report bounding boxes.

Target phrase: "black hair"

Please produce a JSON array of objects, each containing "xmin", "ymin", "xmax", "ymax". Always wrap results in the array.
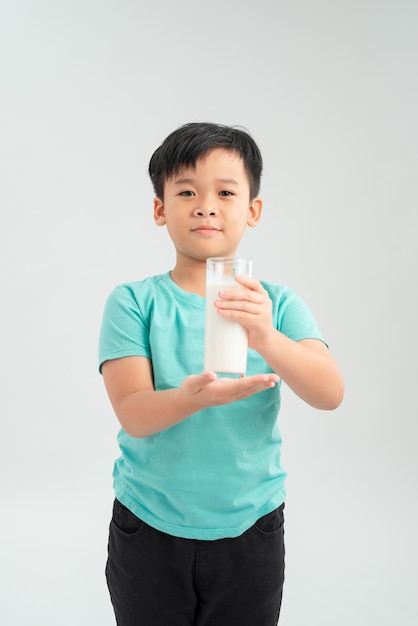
[{"xmin": 148, "ymin": 122, "xmax": 263, "ymax": 200}]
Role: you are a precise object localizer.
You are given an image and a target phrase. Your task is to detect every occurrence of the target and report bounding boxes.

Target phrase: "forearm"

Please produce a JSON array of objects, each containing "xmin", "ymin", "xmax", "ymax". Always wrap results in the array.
[
  {"xmin": 117, "ymin": 387, "xmax": 196, "ymax": 438},
  {"xmin": 116, "ymin": 388, "xmax": 198, "ymax": 437},
  {"xmin": 108, "ymin": 368, "xmax": 280, "ymax": 438},
  {"xmin": 256, "ymin": 331, "xmax": 344, "ymax": 410}
]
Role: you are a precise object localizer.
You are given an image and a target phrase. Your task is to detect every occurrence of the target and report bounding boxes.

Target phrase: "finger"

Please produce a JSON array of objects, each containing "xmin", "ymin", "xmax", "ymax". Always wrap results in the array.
[
  {"xmin": 217, "ymin": 288, "xmax": 264, "ymax": 303},
  {"xmin": 234, "ymin": 275, "xmax": 265, "ymax": 292},
  {"xmin": 215, "ymin": 300, "xmax": 263, "ymax": 317},
  {"xmin": 249, "ymin": 373, "xmax": 279, "ymax": 384},
  {"xmin": 235, "ymin": 374, "xmax": 279, "ymax": 388},
  {"xmin": 233, "ymin": 378, "xmax": 279, "ymax": 398}
]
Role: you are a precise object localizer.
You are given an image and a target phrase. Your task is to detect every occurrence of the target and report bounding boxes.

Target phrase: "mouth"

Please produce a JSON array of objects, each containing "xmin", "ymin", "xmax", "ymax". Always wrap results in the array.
[{"xmin": 191, "ymin": 225, "xmax": 221, "ymax": 234}]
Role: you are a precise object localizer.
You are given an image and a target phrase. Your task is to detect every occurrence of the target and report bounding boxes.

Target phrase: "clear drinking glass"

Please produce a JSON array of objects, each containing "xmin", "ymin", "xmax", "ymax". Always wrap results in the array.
[{"xmin": 204, "ymin": 257, "xmax": 253, "ymax": 377}]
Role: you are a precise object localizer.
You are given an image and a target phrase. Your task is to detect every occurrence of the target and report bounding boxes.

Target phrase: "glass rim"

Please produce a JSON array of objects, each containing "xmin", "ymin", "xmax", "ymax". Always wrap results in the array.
[{"xmin": 206, "ymin": 256, "xmax": 251, "ymax": 264}]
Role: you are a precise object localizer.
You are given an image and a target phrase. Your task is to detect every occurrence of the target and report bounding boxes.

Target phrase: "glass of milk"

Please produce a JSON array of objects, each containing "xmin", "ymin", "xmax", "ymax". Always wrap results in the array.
[{"xmin": 204, "ymin": 257, "xmax": 253, "ymax": 377}]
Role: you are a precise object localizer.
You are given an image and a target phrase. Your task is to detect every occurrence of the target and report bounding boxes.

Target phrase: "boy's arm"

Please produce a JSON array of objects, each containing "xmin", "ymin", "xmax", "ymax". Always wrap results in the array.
[
  {"xmin": 101, "ymin": 356, "xmax": 279, "ymax": 438},
  {"xmin": 215, "ymin": 276, "xmax": 344, "ymax": 410},
  {"xmin": 255, "ymin": 335, "xmax": 344, "ymax": 410}
]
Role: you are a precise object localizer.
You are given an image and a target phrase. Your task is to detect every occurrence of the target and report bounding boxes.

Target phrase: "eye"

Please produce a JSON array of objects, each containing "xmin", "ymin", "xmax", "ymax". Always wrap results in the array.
[
  {"xmin": 179, "ymin": 190, "xmax": 195, "ymax": 197},
  {"xmin": 219, "ymin": 190, "xmax": 234, "ymax": 197}
]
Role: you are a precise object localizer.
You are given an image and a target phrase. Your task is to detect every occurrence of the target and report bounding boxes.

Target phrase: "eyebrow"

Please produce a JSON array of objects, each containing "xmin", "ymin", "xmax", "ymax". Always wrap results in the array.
[{"xmin": 174, "ymin": 177, "xmax": 240, "ymax": 185}]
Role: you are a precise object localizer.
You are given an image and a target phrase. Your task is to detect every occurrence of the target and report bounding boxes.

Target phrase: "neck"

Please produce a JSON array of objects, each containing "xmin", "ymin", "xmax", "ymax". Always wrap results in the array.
[{"xmin": 170, "ymin": 258, "xmax": 207, "ymax": 297}]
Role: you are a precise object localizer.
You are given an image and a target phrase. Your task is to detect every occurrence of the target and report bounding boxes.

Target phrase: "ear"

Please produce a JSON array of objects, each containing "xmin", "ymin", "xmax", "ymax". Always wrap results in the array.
[
  {"xmin": 247, "ymin": 197, "xmax": 262, "ymax": 227},
  {"xmin": 153, "ymin": 197, "xmax": 166, "ymax": 226}
]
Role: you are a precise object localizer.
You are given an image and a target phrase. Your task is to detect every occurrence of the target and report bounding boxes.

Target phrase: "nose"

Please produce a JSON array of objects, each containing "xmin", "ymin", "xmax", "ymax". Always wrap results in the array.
[
  {"xmin": 194, "ymin": 207, "xmax": 217, "ymax": 217},
  {"xmin": 193, "ymin": 198, "xmax": 218, "ymax": 217}
]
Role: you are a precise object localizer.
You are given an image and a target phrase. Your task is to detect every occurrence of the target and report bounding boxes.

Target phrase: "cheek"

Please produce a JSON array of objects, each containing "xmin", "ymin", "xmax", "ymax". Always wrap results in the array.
[
  {"xmin": 231, "ymin": 217, "xmax": 249, "ymax": 236},
  {"xmin": 165, "ymin": 221, "xmax": 185, "ymax": 243}
]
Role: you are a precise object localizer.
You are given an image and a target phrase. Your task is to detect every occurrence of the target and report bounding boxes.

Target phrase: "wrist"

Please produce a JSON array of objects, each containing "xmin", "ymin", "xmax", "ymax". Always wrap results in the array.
[
  {"xmin": 250, "ymin": 326, "xmax": 278, "ymax": 355},
  {"xmin": 175, "ymin": 385, "xmax": 198, "ymax": 417}
]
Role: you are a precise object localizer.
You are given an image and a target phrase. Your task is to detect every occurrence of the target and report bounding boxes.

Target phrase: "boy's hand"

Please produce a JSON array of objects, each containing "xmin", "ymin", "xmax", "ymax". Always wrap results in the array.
[
  {"xmin": 181, "ymin": 371, "xmax": 279, "ymax": 411},
  {"xmin": 214, "ymin": 275, "xmax": 275, "ymax": 352}
]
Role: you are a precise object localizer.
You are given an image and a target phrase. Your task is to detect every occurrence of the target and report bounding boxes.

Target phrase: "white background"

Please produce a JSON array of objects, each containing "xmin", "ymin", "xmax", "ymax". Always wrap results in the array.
[{"xmin": 1, "ymin": 1, "xmax": 417, "ymax": 624}]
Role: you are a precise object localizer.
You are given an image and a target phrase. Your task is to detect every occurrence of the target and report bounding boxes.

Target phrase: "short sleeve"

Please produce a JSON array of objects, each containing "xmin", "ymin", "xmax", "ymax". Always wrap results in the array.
[
  {"xmin": 271, "ymin": 285, "xmax": 327, "ymax": 346},
  {"xmin": 98, "ymin": 284, "xmax": 151, "ymax": 372}
]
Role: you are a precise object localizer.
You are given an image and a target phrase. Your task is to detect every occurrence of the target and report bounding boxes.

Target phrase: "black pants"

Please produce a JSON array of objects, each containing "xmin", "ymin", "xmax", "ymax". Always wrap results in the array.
[{"xmin": 106, "ymin": 499, "xmax": 285, "ymax": 626}]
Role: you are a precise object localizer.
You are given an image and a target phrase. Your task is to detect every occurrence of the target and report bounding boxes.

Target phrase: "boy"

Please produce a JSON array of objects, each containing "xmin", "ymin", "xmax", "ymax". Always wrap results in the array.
[{"xmin": 99, "ymin": 122, "xmax": 344, "ymax": 626}]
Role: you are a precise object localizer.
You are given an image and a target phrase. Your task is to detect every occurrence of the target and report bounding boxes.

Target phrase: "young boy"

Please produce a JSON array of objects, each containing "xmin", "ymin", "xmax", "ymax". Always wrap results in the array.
[{"xmin": 99, "ymin": 122, "xmax": 344, "ymax": 626}]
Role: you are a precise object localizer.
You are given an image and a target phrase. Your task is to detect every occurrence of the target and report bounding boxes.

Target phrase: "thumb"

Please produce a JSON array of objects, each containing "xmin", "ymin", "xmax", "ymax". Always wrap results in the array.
[{"xmin": 187, "ymin": 371, "xmax": 217, "ymax": 395}]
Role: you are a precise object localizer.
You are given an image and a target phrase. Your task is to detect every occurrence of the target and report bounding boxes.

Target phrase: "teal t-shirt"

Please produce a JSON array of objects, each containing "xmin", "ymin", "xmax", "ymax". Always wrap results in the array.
[{"xmin": 99, "ymin": 272, "xmax": 325, "ymax": 540}]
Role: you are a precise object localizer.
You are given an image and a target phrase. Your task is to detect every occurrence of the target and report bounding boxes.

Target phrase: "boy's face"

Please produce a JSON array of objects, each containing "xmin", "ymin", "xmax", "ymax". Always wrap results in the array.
[{"xmin": 153, "ymin": 148, "xmax": 262, "ymax": 264}]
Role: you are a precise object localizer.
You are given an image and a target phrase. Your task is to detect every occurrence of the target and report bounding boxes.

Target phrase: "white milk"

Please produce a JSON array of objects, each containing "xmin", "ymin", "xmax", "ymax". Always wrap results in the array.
[{"xmin": 204, "ymin": 282, "xmax": 248, "ymax": 376}]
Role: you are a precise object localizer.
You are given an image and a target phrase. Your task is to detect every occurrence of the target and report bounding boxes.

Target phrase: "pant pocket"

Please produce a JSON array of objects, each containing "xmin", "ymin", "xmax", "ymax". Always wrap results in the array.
[
  {"xmin": 254, "ymin": 503, "xmax": 285, "ymax": 536},
  {"xmin": 111, "ymin": 499, "xmax": 145, "ymax": 537}
]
